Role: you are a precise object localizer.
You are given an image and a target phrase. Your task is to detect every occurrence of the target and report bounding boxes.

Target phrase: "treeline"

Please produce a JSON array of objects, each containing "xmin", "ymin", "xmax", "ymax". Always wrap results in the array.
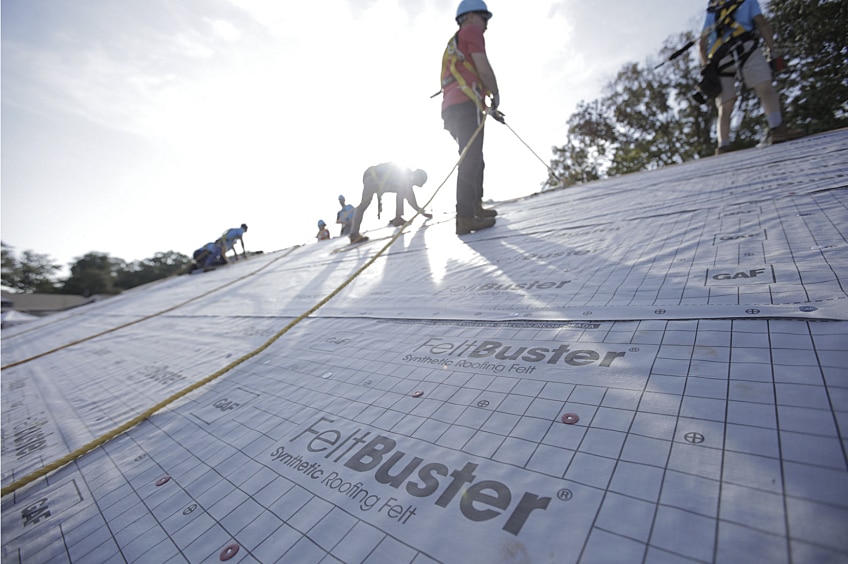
[
  {"xmin": 1, "ymin": 244, "xmax": 192, "ymax": 296},
  {"xmin": 547, "ymin": 0, "xmax": 847, "ymax": 187}
]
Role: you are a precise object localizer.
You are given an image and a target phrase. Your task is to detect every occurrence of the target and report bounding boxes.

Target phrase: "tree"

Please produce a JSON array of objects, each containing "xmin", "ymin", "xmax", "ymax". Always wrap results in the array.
[
  {"xmin": 116, "ymin": 251, "xmax": 193, "ymax": 290},
  {"xmin": 604, "ymin": 60, "xmax": 689, "ymax": 176},
  {"xmin": 768, "ymin": 0, "xmax": 848, "ymax": 134},
  {"xmin": 548, "ymin": 99, "xmax": 612, "ymax": 186},
  {"xmin": 1, "ymin": 243, "xmax": 15, "ymax": 283},
  {"xmin": 61, "ymin": 252, "xmax": 126, "ymax": 296},
  {"xmin": 1, "ymin": 243, "xmax": 61, "ymax": 293},
  {"xmin": 548, "ymin": 32, "xmax": 714, "ymax": 188},
  {"xmin": 4, "ymin": 244, "xmax": 198, "ymax": 296}
]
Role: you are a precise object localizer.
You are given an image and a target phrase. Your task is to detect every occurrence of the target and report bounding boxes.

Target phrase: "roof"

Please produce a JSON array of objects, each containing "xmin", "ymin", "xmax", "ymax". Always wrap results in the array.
[
  {"xmin": 2, "ymin": 129, "xmax": 847, "ymax": 563},
  {"xmin": 0, "ymin": 310, "xmax": 39, "ymax": 327},
  {"xmin": 0, "ymin": 291, "xmax": 96, "ymax": 315}
]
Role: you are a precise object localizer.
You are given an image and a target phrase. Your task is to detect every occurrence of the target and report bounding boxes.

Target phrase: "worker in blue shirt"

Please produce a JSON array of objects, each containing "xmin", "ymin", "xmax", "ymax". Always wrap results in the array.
[
  {"xmin": 218, "ymin": 224, "xmax": 248, "ymax": 261},
  {"xmin": 336, "ymin": 195, "xmax": 355, "ymax": 236},
  {"xmin": 192, "ymin": 241, "xmax": 225, "ymax": 270},
  {"xmin": 699, "ymin": 0, "xmax": 801, "ymax": 153}
]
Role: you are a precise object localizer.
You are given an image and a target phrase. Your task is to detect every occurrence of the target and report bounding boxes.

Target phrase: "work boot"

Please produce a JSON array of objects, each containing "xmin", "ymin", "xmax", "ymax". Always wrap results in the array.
[
  {"xmin": 769, "ymin": 124, "xmax": 803, "ymax": 144},
  {"xmin": 388, "ymin": 217, "xmax": 406, "ymax": 227},
  {"xmin": 476, "ymin": 205, "xmax": 498, "ymax": 217},
  {"xmin": 456, "ymin": 216, "xmax": 495, "ymax": 235},
  {"xmin": 715, "ymin": 145, "xmax": 732, "ymax": 155},
  {"xmin": 349, "ymin": 234, "xmax": 369, "ymax": 244}
]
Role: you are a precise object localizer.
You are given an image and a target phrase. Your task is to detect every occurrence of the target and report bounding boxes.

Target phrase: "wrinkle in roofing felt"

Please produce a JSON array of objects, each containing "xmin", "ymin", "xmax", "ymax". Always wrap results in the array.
[{"xmin": 2, "ymin": 129, "xmax": 847, "ymax": 563}]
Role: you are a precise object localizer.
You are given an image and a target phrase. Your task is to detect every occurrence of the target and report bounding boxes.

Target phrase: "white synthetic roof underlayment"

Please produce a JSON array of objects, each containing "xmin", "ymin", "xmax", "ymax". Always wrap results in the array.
[{"xmin": 2, "ymin": 128, "xmax": 847, "ymax": 563}]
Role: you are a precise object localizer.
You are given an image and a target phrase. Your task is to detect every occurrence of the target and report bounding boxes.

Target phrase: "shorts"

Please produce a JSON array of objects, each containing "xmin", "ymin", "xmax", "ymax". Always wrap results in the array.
[{"xmin": 717, "ymin": 43, "xmax": 772, "ymax": 103}]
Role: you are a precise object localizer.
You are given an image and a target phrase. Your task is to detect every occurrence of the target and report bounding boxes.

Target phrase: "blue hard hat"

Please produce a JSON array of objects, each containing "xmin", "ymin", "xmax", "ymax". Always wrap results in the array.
[
  {"xmin": 456, "ymin": 0, "xmax": 491, "ymax": 22},
  {"xmin": 318, "ymin": 220, "xmax": 326, "ymax": 227},
  {"xmin": 338, "ymin": 195, "xmax": 345, "ymax": 201}
]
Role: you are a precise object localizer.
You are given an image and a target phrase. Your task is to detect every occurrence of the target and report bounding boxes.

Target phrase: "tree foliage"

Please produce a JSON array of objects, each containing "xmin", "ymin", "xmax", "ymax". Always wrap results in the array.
[
  {"xmin": 60, "ymin": 252, "xmax": 126, "ymax": 296},
  {"xmin": 768, "ymin": 0, "xmax": 848, "ymax": 134},
  {"xmin": 61, "ymin": 251, "xmax": 193, "ymax": 295},
  {"xmin": 116, "ymin": 251, "xmax": 194, "ymax": 290},
  {"xmin": 548, "ymin": 32, "xmax": 715, "ymax": 187},
  {"xmin": 548, "ymin": 0, "xmax": 847, "ymax": 188},
  {"xmin": 1, "ymin": 243, "xmax": 61, "ymax": 293},
  {"xmin": 2, "ymin": 243, "xmax": 192, "ymax": 296}
]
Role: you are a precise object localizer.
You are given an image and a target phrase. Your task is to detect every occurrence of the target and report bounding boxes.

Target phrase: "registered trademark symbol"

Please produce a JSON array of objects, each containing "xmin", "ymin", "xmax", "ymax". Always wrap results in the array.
[
  {"xmin": 684, "ymin": 432, "xmax": 705, "ymax": 444},
  {"xmin": 746, "ymin": 309, "xmax": 761, "ymax": 315},
  {"xmin": 629, "ymin": 347, "xmax": 640, "ymax": 352},
  {"xmin": 557, "ymin": 489, "xmax": 573, "ymax": 501},
  {"xmin": 477, "ymin": 400, "xmax": 490, "ymax": 408},
  {"xmin": 183, "ymin": 504, "xmax": 197, "ymax": 515}
]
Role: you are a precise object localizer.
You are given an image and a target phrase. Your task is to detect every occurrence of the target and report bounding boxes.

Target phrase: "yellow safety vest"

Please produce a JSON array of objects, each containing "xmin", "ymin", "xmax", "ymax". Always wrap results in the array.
[
  {"xmin": 438, "ymin": 32, "xmax": 486, "ymax": 112},
  {"xmin": 706, "ymin": 0, "xmax": 748, "ymax": 60}
]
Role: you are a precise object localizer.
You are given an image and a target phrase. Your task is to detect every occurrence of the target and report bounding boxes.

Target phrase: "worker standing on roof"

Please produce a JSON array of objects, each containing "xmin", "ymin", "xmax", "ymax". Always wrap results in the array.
[
  {"xmin": 347, "ymin": 163, "xmax": 432, "ymax": 244},
  {"xmin": 699, "ymin": 0, "xmax": 801, "ymax": 154},
  {"xmin": 218, "ymin": 223, "xmax": 248, "ymax": 262},
  {"xmin": 440, "ymin": 0, "xmax": 499, "ymax": 235},
  {"xmin": 336, "ymin": 195, "xmax": 355, "ymax": 236}
]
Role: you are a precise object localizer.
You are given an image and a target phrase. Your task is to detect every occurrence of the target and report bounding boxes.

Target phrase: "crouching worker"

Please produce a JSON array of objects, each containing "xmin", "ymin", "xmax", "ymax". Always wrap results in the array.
[
  {"xmin": 218, "ymin": 223, "xmax": 248, "ymax": 261},
  {"xmin": 192, "ymin": 241, "xmax": 226, "ymax": 270},
  {"xmin": 348, "ymin": 163, "xmax": 433, "ymax": 244},
  {"xmin": 316, "ymin": 220, "xmax": 331, "ymax": 241}
]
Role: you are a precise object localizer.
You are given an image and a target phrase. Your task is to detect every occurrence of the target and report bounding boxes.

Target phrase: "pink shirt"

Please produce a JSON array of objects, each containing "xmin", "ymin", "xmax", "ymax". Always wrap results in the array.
[{"xmin": 441, "ymin": 21, "xmax": 487, "ymax": 110}]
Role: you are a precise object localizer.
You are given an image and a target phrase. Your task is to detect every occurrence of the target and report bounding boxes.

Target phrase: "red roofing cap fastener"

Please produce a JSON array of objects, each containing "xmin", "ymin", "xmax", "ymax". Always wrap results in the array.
[{"xmin": 561, "ymin": 413, "xmax": 579, "ymax": 424}]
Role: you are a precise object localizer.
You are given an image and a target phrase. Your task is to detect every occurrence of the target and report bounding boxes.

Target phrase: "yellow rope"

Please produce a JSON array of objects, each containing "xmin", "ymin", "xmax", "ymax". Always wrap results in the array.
[{"xmin": 1, "ymin": 117, "xmax": 487, "ymax": 498}]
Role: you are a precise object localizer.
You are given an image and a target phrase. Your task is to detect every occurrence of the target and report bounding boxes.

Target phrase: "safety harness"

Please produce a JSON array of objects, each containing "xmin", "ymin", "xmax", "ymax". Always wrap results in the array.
[
  {"xmin": 218, "ymin": 228, "xmax": 241, "ymax": 252},
  {"xmin": 433, "ymin": 32, "xmax": 486, "ymax": 114},
  {"xmin": 705, "ymin": 0, "xmax": 758, "ymax": 76}
]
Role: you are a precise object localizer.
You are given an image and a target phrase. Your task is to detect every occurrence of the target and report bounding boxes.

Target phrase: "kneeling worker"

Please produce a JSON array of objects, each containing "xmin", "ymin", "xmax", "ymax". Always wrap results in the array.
[
  {"xmin": 316, "ymin": 220, "xmax": 331, "ymax": 241},
  {"xmin": 192, "ymin": 241, "xmax": 225, "ymax": 270}
]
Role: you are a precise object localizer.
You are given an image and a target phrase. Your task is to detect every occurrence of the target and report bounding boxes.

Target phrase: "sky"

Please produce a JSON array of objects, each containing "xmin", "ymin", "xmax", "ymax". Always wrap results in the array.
[{"xmin": 1, "ymin": 0, "xmax": 709, "ymax": 276}]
